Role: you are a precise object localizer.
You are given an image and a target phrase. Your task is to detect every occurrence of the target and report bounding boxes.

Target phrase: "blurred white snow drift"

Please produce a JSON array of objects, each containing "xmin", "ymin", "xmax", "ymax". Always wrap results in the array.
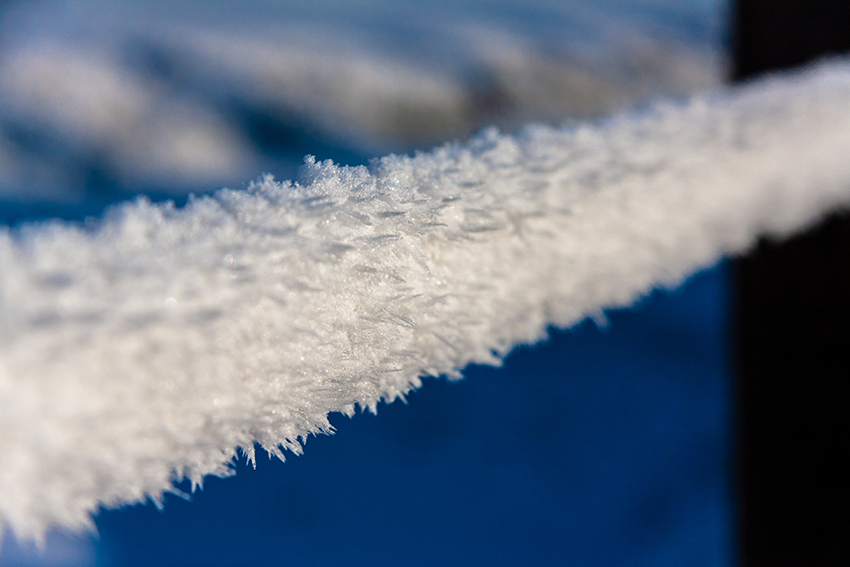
[{"xmin": 0, "ymin": 0, "xmax": 725, "ymax": 207}]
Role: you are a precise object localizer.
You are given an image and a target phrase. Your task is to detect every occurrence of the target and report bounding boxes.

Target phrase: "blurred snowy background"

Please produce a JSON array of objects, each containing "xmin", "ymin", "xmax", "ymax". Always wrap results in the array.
[
  {"xmin": 0, "ymin": 0, "xmax": 733, "ymax": 565},
  {"xmin": 0, "ymin": 0, "xmax": 725, "ymax": 222}
]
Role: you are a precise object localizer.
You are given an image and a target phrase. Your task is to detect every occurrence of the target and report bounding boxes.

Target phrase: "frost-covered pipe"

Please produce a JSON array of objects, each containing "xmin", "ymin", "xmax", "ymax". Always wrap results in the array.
[{"xmin": 1, "ymin": 58, "xmax": 850, "ymax": 542}]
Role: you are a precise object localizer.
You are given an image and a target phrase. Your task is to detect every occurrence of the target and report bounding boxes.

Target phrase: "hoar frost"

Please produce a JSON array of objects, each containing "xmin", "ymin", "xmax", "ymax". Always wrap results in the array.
[{"xmin": 1, "ymin": 59, "xmax": 850, "ymax": 542}]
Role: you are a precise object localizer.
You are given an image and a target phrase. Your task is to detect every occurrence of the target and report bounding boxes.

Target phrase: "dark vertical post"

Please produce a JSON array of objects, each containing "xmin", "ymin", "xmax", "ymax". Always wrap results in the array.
[{"xmin": 732, "ymin": 2, "xmax": 850, "ymax": 566}]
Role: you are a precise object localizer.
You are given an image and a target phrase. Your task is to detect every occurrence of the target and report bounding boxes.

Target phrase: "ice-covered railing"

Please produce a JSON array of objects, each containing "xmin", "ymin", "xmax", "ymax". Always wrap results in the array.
[{"xmin": 2, "ymin": 59, "xmax": 850, "ymax": 543}]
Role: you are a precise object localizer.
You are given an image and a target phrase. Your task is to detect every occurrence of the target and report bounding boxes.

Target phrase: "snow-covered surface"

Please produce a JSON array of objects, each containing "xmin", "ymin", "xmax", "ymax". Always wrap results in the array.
[
  {"xmin": 2, "ymin": 58, "xmax": 850, "ymax": 542},
  {"xmin": 0, "ymin": 0, "xmax": 725, "ymax": 211}
]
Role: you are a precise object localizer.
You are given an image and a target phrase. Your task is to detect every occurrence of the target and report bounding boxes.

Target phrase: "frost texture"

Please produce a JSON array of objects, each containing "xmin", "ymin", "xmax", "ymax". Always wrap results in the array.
[{"xmin": 2, "ymin": 60, "xmax": 850, "ymax": 541}]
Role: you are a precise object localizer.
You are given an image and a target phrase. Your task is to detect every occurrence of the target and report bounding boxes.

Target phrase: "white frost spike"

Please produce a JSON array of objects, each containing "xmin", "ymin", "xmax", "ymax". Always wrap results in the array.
[{"xmin": 2, "ymin": 59, "xmax": 850, "ymax": 542}]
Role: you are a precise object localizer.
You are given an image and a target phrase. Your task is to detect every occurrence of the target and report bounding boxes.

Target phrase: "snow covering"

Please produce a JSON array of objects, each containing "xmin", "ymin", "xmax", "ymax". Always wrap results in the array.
[
  {"xmin": 2, "ymin": 58, "xmax": 850, "ymax": 542},
  {"xmin": 0, "ymin": 0, "xmax": 724, "ymax": 206}
]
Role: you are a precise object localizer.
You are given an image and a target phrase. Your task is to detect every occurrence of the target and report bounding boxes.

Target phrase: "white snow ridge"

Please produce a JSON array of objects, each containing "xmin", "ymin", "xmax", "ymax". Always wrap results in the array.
[{"xmin": 2, "ymin": 59, "xmax": 850, "ymax": 543}]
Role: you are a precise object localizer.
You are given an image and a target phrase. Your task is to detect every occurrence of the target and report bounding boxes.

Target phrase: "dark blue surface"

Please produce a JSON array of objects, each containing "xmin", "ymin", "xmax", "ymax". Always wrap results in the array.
[{"xmin": 83, "ymin": 263, "xmax": 733, "ymax": 567}]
